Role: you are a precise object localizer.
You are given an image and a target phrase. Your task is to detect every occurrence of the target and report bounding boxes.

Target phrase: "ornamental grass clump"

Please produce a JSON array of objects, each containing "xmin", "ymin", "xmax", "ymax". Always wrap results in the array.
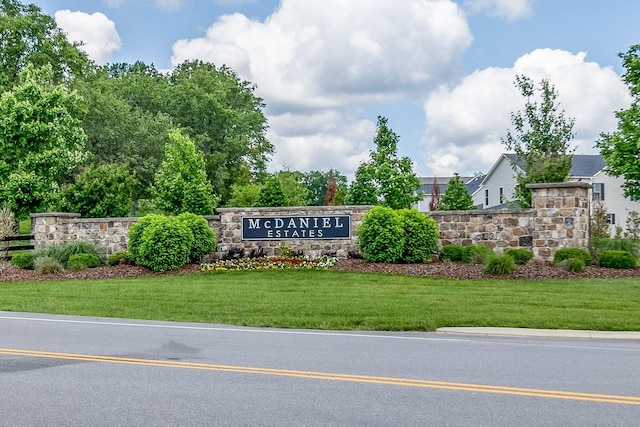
[
  {"xmin": 503, "ymin": 248, "xmax": 534, "ymax": 265},
  {"xmin": 34, "ymin": 256, "xmax": 63, "ymax": 274},
  {"xmin": 483, "ymin": 254, "xmax": 516, "ymax": 275}
]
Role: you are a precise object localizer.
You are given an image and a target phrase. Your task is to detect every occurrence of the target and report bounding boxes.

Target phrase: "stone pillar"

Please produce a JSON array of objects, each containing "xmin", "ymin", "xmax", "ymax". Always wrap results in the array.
[
  {"xmin": 527, "ymin": 182, "xmax": 591, "ymax": 262},
  {"xmin": 30, "ymin": 212, "xmax": 81, "ymax": 250}
]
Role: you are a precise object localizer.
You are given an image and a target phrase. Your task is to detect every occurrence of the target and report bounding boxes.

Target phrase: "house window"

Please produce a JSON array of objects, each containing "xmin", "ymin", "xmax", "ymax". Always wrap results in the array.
[
  {"xmin": 485, "ymin": 189, "xmax": 489, "ymax": 206},
  {"xmin": 593, "ymin": 183, "xmax": 605, "ymax": 201},
  {"xmin": 606, "ymin": 213, "xmax": 616, "ymax": 225},
  {"xmin": 499, "ymin": 187, "xmax": 504, "ymax": 203}
]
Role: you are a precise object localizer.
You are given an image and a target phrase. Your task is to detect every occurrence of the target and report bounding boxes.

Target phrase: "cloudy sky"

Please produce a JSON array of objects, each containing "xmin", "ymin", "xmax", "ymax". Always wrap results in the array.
[{"xmin": 32, "ymin": 0, "xmax": 638, "ymax": 180}]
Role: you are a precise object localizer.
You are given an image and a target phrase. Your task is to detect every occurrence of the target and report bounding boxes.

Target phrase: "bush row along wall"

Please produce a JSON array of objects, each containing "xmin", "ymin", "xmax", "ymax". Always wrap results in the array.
[{"xmin": 30, "ymin": 182, "xmax": 591, "ymax": 263}]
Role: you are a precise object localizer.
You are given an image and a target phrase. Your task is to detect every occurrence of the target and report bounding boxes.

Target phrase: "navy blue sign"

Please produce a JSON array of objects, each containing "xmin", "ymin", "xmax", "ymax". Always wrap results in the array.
[{"xmin": 242, "ymin": 215, "xmax": 351, "ymax": 240}]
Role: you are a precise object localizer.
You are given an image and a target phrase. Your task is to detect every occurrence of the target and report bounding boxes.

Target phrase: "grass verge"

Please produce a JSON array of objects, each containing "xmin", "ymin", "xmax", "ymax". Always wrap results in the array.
[{"xmin": 2, "ymin": 270, "xmax": 640, "ymax": 331}]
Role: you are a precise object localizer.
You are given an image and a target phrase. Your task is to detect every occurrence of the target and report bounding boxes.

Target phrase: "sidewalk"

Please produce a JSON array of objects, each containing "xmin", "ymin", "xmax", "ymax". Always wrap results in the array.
[{"xmin": 436, "ymin": 327, "xmax": 640, "ymax": 340}]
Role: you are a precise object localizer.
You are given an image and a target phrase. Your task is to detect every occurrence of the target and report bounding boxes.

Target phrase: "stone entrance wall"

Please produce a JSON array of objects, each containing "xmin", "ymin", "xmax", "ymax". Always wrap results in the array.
[{"xmin": 30, "ymin": 182, "xmax": 591, "ymax": 263}]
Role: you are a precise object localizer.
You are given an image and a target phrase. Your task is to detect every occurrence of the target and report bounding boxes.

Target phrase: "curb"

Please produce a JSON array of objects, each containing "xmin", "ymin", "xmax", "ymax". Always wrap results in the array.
[{"xmin": 436, "ymin": 327, "xmax": 640, "ymax": 340}]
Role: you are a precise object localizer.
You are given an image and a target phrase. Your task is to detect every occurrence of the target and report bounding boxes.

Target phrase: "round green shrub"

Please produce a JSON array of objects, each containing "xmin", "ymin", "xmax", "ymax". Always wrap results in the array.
[
  {"xmin": 176, "ymin": 212, "xmax": 216, "ymax": 263},
  {"xmin": 398, "ymin": 209, "xmax": 438, "ymax": 263},
  {"xmin": 34, "ymin": 256, "xmax": 63, "ymax": 274},
  {"xmin": 599, "ymin": 250, "xmax": 637, "ymax": 269},
  {"xmin": 439, "ymin": 244, "xmax": 464, "ymax": 262},
  {"xmin": 108, "ymin": 251, "xmax": 134, "ymax": 266},
  {"xmin": 10, "ymin": 252, "xmax": 34, "ymax": 270},
  {"xmin": 357, "ymin": 206, "xmax": 404, "ymax": 263},
  {"xmin": 558, "ymin": 257, "xmax": 585, "ymax": 273},
  {"xmin": 128, "ymin": 214, "xmax": 165, "ymax": 262},
  {"xmin": 483, "ymin": 254, "xmax": 516, "ymax": 275},
  {"xmin": 67, "ymin": 253, "xmax": 102, "ymax": 271},
  {"xmin": 503, "ymin": 248, "xmax": 534, "ymax": 265},
  {"xmin": 462, "ymin": 245, "xmax": 494, "ymax": 264},
  {"xmin": 136, "ymin": 216, "xmax": 194, "ymax": 272},
  {"xmin": 553, "ymin": 248, "xmax": 592, "ymax": 266}
]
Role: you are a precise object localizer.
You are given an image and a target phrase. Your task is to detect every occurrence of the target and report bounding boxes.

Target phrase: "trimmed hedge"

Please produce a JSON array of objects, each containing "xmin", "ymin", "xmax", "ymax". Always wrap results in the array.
[
  {"xmin": 399, "ymin": 208, "xmax": 438, "ymax": 263},
  {"xmin": 503, "ymin": 248, "xmax": 534, "ymax": 265},
  {"xmin": 176, "ymin": 212, "xmax": 216, "ymax": 263},
  {"xmin": 10, "ymin": 252, "xmax": 34, "ymax": 270},
  {"xmin": 136, "ymin": 216, "xmax": 194, "ymax": 272},
  {"xmin": 599, "ymin": 250, "xmax": 637, "ymax": 269},
  {"xmin": 67, "ymin": 253, "xmax": 102, "ymax": 271},
  {"xmin": 357, "ymin": 206, "xmax": 405, "ymax": 263},
  {"xmin": 553, "ymin": 248, "xmax": 592, "ymax": 266},
  {"xmin": 439, "ymin": 244, "xmax": 464, "ymax": 262},
  {"xmin": 483, "ymin": 254, "xmax": 516, "ymax": 275}
]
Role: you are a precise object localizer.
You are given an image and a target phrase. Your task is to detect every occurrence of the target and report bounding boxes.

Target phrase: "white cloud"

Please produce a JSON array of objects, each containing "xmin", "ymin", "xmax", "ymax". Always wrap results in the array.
[
  {"xmin": 54, "ymin": 10, "xmax": 121, "ymax": 65},
  {"xmin": 170, "ymin": 0, "xmax": 472, "ymax": 178},
  {"xmin": 422, "ymin": 48, "xmax": 632, "ymax": 176},
  {"xmin": 171, "ymin": 0, "xmax": 472, "ymax": 110},
  {"xmin": 465, "ymin": 0, "xmax": 534, "ymax": 21},
  {"xmin": 267, "ymin": 111, "xmax": 375, "ymax": 180}
]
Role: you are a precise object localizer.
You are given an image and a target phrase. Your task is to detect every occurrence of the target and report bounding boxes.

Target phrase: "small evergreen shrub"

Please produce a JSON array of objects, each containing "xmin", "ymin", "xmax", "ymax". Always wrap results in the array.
[
  {"xmin": 589, "ymin": 238, "xmax": 640, "ymax": 265},
  {"xmin": 136, "ymin": 216, "xmax": 194, "ymax": 272},
  {"xmin": 553, "ymin": 248, "xmax": 592, "ymax": 266},
  {"xmin": 128, "ymin": 214, "xmax": 165, "ymax": 262},
  {"xmin": 10, "ymin": 252, "xmax": 34, "ymax": 270},
  {"xmin": 398, "ymin": 209, "xmax": 439, "ymax": 263},
  {"xmin": 599, "ymin": 250, "xmax": 637, "ymax": 269},
  {"xmin": 176, "ymin": 212, "xmax": 216, "ymax": 263},
  {"xmin": 439, "ymin": 244, "xmax": 464, "ymax": 262},
  {"xmin": 461, "ymin": 245, "xmax": 493, "ymax": 264},
  {"xmin": 67, "ymin": 253, "xmax": 102, "ymax": 271},
  {"xmin": 34, "ymin": 256, "xmax": 63, "ymax": 274},
  {"xmin": 503, "ymin": 248, "xmax": 534, "ymax": 265},
  {"xmin": 558, "ymin": 257, "xmax": 585, "ymax": 273},
  {"xmin": 483, "ymin": 254, "xmax": 516, "ymax": 275},
  {"xmin": 358, "ymin": 206, "xmax": 404, "ymax": 263},
  {"xmin": 108, "ymin": 251, "xmax": 134, "ymax": 266}
]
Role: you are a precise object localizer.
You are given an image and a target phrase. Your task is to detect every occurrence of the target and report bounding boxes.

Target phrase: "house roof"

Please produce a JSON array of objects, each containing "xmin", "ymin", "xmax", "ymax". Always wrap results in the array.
[
  {"xmin": 418, "ymin": 175, "xmax": 483, "ymax": 196},
  {"xmin": 489, "ymin": 153, "xmax": 605, "ymax": 183}
]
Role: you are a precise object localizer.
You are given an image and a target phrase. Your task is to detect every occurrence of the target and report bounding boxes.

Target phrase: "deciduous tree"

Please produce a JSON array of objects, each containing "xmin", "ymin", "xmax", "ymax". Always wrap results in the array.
[
  {"xmin": 502, "ymin": 75, "xmax": 575, "ymax": 208},
  {"xmin": 348, "ymin": 116, "xmax": 423, "ymax": 209},
  {"xmin": 152, "ymin": 129, "xmax": 218, "ymax": 215},
  {"xmin": 596, "ymin": 45, "xmax": 640, "ymax": 200},
  {"xmin": 0, "ymin": 64, "xmax": 87, "ymax": 218}
]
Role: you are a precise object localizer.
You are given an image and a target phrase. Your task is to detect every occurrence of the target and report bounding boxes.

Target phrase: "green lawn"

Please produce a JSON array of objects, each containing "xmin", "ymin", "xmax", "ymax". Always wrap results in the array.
[{"xmin": 1, "ymin": 270, "xmax": 639, "ymax": 331}]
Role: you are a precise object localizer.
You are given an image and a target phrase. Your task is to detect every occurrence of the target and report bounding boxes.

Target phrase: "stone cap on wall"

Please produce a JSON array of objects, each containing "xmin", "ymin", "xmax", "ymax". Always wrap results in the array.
[
  {"xmin": 30, "ymin": 212, "xmax": 81, "ymax": 218},
  {"xmin": 217, "ymin": 205, "xmax": 374, "ymax": 213},
  {"xmin": 526, "ymin": 182, "xmax": 592, "ymax": 190}
]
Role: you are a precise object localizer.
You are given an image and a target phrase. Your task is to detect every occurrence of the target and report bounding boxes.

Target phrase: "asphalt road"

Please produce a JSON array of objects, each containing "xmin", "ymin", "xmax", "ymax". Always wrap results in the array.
[{"xmin": 1, "ymin": 311, "xmax": 639, "ymax": 426}]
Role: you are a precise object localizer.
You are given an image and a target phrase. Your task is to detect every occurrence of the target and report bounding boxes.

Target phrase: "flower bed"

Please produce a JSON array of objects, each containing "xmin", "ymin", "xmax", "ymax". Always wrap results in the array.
[{"xmin": 200, "ymin": 256, "xmax": 339, "ymax": 272}]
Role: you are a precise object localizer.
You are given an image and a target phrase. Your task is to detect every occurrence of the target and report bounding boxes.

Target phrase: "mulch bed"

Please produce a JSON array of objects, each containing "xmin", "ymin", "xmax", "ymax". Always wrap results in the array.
[{"xmin": 2, "ymin": 259, "xmax": 640, "ymax": 282}]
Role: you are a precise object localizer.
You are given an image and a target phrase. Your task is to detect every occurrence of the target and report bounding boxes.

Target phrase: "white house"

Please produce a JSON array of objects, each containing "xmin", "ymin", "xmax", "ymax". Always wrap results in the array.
[{"xmin": 477, "ymin": 153, "xmax": 640, "ymax": 234}]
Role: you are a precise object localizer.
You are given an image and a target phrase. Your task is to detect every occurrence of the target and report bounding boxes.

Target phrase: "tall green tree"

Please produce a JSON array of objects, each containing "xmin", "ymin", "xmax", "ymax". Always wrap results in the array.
[
  {"xmin": 56, "ymin": 163, "xmax": 136, "ymax": 218},
  {"xmin": 275, "ymin": 170, "xmax": 310, "ymax": 206},
  {"xmin": 0, "ymin": 64, "xmax": 87, "ymax": 218},
  {"xmin": 167, "ymin": 61, "xmax": 272, "ymax": 202},
  {"xmin": 257, "ymin": 176, "xmax": 285, "ymax": 207},
  {"xmin": 152, "ymin": 129, "xmax": 218, "ymax": 215},
  {"xmin": 437, "ymin": 173, "xmax": 475, "ymax": 211},
  {"xmin": 76, "ymin": 68, "xmax": 173, "ymax": 211},
  {"xmin": 348, "ymin": 116, "xmax": 423, "ymax": 209},
  {"xmin": 596, "ymin": 45, "xmax": 640, "ymax": 200},
  {"xmin": 0, "ymin": 0, "xmax": 90, "ymax": 91},
  {"xmin": 303, "ymin": 169, "xmax": 348, "ymax": 206},
  {"xmin": 502, "ymin": 75, "xmax": 575, "ymax": 208}
]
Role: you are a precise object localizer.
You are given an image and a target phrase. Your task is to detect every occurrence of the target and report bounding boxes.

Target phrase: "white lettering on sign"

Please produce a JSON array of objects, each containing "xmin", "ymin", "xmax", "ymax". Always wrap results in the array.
[{"xmin": 248, "ymin": 218, "xmax": 261, "ymax": 229}]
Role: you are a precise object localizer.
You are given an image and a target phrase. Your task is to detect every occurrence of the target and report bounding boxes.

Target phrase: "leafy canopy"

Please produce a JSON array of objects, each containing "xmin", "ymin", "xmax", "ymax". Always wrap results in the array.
[
  {"xmin": 152, "ymin": 129, "xmax": 218, "ymax": 215},
  {"xmin": 348, "ymin": 116, "xmax": 423, "ymax": 209},
  {"xmin": 0, "ymin": 64, "xmax": 87, "ymax": 218},
  {"xmin": 502, "ymin": 75, "xmax": 575, "ymax": 208},
  {"xmin": 438, "ymin": 173, "xmax": 475, "ymax": 211},
  {"xmin": 596, "ymin": 45, "xmax": 640, "ymax": 200}
]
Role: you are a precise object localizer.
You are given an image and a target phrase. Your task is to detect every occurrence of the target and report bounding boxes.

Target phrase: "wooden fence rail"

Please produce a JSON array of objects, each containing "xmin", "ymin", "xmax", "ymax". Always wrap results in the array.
[{"xmin": 0, "ymin": 234, "xmax": 35, "ymax": 261}]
